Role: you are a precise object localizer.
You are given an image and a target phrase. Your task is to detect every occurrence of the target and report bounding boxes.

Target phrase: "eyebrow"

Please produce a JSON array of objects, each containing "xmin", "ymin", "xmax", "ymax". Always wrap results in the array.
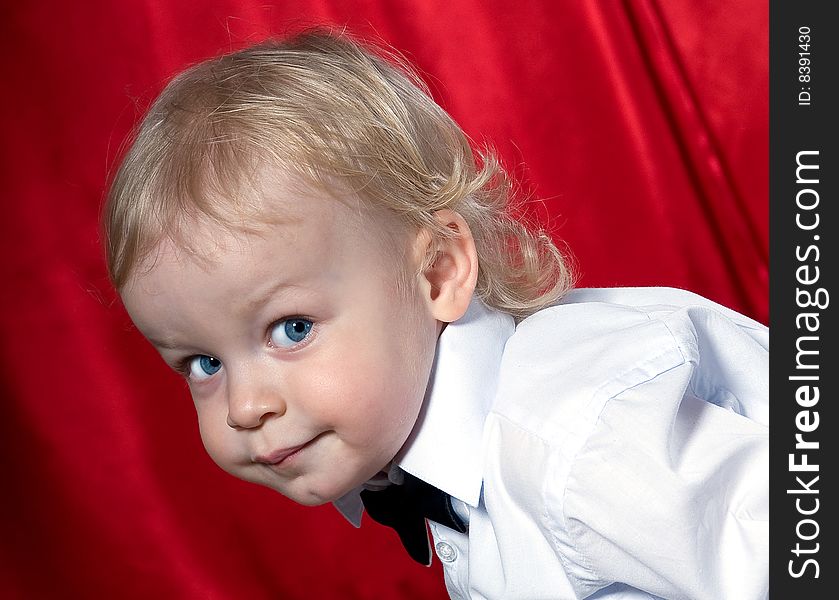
[
  {"xmin": 144, "ymin": 278, "xmax": 302, "ymax": 352},
  {"xmin": 235, "ymin": 277, "xmax": 298, "ymax": 314},
  {"xmin": 147, "ymin": 336, "xmax": 186, "ymax": 351}
]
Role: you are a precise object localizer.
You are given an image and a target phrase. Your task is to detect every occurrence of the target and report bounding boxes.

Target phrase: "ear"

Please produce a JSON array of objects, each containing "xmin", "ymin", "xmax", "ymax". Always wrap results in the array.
[{"xmin": 416, "ymin": 209, "xmax": 478, "ymax": 323}]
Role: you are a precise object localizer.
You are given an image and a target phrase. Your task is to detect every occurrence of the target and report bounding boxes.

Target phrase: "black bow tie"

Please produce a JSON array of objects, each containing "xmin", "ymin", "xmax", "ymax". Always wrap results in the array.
[{"xmin": 360, "ymin": 471, "xmax": 468, "ymax": 565}]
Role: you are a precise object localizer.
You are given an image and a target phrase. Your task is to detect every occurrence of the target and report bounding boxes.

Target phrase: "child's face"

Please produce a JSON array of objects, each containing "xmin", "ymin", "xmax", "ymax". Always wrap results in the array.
[{"xmin": 120, "ymin": 175, "xmax": 440, "ymax": 506}]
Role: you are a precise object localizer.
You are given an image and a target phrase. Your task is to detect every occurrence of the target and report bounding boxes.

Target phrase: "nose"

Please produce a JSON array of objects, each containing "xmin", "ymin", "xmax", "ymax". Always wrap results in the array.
[{"xmin": 225, "ymin": 374, "xmax": 286, "ymax": 429}]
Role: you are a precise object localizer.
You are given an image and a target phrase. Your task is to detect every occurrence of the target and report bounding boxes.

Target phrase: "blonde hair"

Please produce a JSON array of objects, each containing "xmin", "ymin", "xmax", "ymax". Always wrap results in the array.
[{"xmin": 104, "ymin": 29, "xmax": 575, "ymax": 318}]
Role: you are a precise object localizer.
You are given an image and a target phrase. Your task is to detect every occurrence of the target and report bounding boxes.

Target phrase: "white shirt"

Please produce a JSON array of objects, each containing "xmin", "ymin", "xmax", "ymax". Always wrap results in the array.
[{"xmin": 335, "ymin": 287, "xmax": 769, "ymax": 600}]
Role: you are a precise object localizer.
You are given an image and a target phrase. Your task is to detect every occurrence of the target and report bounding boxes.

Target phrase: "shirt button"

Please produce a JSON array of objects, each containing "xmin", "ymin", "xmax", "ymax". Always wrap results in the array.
[{"xmin": 435, "ymin": 541, "xmax": 457, "ymax": 563}]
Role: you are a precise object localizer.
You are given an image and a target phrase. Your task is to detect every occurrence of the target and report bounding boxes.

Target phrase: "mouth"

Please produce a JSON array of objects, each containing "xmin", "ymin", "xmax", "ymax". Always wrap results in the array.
[{"xmin": 254, "ymin": 436, "xmax": 319, "ymax": 467}]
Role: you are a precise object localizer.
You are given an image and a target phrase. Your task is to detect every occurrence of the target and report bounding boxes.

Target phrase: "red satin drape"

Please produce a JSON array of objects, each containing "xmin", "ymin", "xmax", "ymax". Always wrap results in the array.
[{"xmin": 1, "ymin": 1, "xmax": 766, "ymax": 598}]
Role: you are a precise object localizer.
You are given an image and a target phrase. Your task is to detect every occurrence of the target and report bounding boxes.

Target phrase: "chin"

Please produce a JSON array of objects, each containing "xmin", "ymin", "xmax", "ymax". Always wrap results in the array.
[
  {"xmin": 268, "ymin": 481, "xmax": 343, "ymax": 507},
  {"xmin": 292, "ymin": 494, "xmax": 331, "ymax": 507}
]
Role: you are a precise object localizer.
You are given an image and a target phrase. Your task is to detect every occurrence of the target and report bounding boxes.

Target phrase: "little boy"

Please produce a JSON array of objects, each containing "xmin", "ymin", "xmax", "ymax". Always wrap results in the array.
[{"xmin": 106, "ymin": 30, "xmax": 768, "ymax": 599}]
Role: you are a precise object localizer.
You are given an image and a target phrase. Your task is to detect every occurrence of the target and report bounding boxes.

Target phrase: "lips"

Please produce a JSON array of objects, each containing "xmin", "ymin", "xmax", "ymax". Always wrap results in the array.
[{"xmin": 255, "ymin": 442, "xmax": 310, "ymax": 466}]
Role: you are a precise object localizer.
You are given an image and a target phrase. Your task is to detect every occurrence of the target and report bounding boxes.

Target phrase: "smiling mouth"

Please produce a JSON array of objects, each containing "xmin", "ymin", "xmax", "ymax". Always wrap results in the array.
[
  {"xmin": 255, "ymin": 443, "xmax": 309, "ymax": 466},
  {"xmin": 255, "ymin": 434, "xmax": 323, "ymax": 467}
]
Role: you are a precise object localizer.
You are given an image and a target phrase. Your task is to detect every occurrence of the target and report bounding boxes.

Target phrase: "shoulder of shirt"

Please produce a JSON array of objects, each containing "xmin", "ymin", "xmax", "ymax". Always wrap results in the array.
[
  {"xmin": 553, "ymin": 286, "xmax": 766, "ymax": 330},
  {"xmin": 488, "ymin": 286, "xmax": 764, "ymax": 440}
]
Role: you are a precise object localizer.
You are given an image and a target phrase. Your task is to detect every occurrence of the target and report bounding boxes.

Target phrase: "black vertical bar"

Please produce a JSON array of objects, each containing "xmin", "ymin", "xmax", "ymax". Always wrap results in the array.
[{"xmin": 770, "ymin": 1, "xmax": 836, "ymax": 596}]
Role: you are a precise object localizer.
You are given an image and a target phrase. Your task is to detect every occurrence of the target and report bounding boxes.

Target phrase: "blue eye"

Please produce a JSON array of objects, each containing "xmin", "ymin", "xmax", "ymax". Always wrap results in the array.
[
  {"xmin": 270, "ymin": 318, "xmax": 314, "ymax": 348},
  {"xmin": 188, "ymin": 355, "xmax": 222, "ymax": 381}
]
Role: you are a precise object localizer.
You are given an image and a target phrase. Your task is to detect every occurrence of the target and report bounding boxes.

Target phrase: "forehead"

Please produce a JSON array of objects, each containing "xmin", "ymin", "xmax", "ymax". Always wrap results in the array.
[{"xmin": 128, "ymin": 168, "xmax": 411, "ymax": 292}]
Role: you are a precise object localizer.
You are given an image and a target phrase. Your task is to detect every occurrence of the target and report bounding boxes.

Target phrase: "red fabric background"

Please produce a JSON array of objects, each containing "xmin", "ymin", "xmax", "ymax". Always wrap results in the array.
[{"xmin": 1, "ymin": 1, "xmax": 766, "ymax": 598}]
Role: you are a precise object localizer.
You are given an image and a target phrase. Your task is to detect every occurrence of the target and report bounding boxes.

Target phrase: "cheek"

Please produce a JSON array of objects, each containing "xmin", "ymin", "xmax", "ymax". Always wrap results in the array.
[
  {"xmin": 310, "ymin": 324, "xmax": 435, "ymax": 437},
  {"xmin": 194, "ymin": 402, "xmax": 238, "ymax": 467},
  {"xmin": 307, "ymin": 353, "xmax": 403, "ymax": 427}
]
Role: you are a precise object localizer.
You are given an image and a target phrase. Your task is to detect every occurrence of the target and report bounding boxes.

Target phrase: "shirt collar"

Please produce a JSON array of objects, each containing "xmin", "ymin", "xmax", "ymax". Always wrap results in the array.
[{"xmin": 333, "ymin": 298, "xmax": 515, "ymax": 526}]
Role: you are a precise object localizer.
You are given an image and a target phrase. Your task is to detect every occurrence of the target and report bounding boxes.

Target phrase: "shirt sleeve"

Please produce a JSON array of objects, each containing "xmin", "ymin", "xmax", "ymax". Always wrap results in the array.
[{"xmin": 553, "ymin": 306, "xmax": 768, "ymax": 600}]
